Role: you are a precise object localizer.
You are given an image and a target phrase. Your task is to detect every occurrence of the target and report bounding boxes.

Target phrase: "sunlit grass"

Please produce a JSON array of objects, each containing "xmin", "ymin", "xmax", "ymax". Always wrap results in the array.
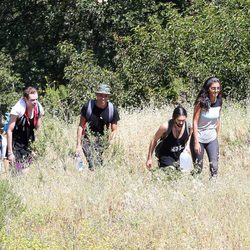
[{"xmin": 0, "ymin": 102, "xmax": 249, "ymax": 249}]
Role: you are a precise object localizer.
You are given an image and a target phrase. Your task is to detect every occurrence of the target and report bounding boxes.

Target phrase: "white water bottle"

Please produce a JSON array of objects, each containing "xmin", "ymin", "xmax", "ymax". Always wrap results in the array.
[
  {"xmin": 179, "ymin": 150, "xmax": 193, "ymax": 172},
  {"xmin": 75, "ymin": 154, "xmax": 84, "ymax": 171}
]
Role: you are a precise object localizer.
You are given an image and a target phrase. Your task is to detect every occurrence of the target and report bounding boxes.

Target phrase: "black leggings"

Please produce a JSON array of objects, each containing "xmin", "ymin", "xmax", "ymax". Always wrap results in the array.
[{"xmin": 190, "ymin": 135, "xmax": 219, "ymax": 176}]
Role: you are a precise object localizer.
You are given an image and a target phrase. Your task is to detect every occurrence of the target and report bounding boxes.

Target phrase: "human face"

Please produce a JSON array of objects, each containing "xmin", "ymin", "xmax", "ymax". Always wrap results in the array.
[
  {"xmin": 96, "ymin": 93, "xmax": 109, "ymax": 108},
  {"xmin": 26, "ymin": 93, "xmax": 38, "ymax": 108},
  {"xmin": 209, "ymin": 82, "xmax": 221, "ymax": 99},
  {"xmin": 175, "ymin": 115, "xmax": 186, "ymax": 128}
]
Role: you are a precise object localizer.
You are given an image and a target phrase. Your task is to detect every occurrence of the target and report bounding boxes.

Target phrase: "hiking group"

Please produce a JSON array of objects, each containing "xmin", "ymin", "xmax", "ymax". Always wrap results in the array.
[{"xmin": 0, "ymin": 76, "xmax": 222, "ymax": 178}]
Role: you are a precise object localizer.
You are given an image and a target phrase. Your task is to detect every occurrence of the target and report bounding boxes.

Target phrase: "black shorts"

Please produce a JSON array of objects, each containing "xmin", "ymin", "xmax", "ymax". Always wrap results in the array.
[{"xmin": 158, "ymin": 155, "xmax": 178, "ymax": 169}]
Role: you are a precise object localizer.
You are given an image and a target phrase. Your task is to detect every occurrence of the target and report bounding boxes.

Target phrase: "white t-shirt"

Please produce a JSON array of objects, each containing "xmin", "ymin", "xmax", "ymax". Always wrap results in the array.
[
  {"xmin": 11, "ymin": 98, "xmax": 45, "ymax": 118},
  {"xmin": 198, "ymin": 97, "xmax": 222, "ymax": 143}
]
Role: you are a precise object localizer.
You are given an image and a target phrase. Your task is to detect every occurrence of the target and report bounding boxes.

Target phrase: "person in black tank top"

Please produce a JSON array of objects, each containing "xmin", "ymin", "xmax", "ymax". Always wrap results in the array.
[{"xmin": 146, "ymin": 106, "xmax": 192, "ymax": 170}]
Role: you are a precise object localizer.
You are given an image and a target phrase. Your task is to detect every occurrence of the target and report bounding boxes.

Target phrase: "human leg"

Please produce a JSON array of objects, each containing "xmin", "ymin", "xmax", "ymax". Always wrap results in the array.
[
  {"xmin": 190, "ymin": 135, "xmax": 205, "ymax": 173},
  {"xmin": 158, "ymin": 156, "xmax": 177, "ymax": 170},
  {"xmin": 205, "ymin": 138, "xmax": 219, "ymax": 177},
  {"xmin": 12, "ymin": 141, "xmax": 32, "ymax": 171},
  {"xmin": 82, "ymin": 139, "xmax": 104, "ymax": 169}
]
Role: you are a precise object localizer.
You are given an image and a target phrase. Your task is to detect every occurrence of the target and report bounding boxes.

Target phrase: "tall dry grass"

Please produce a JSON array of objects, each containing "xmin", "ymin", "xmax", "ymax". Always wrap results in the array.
[{"xmin": 0, "ymin": 102, "xmax": 249, "ymax": 249}]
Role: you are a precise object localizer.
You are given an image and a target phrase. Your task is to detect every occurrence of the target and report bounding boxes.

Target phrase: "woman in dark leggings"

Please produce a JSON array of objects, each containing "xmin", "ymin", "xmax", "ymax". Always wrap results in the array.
[{"xmin": 191, "ymin": 77, "xmax": 222, "ymax": 178}]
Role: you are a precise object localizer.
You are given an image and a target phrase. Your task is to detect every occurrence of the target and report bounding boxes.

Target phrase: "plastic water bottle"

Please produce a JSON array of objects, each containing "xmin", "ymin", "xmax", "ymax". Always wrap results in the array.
[
  {"xmin": 179, "ymin": 150, "xmax": 193, "ymax": 172},
  {"xmin": 75, "ymin": 154, "xmax": 84, "ymax": 172}
]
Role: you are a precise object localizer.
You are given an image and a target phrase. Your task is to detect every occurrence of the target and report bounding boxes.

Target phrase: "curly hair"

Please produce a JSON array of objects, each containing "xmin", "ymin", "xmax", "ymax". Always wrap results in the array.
[{"xmin": 194, "ymin": 77, "xmax": 222, "ymax": 111}]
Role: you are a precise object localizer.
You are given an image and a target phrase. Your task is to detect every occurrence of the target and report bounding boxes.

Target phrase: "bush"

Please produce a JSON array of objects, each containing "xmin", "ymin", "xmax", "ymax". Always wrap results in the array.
[
  {"xmin": 0, "ymin": 51, "xmax": 23, "ymax": 114},
  {"xmin": 114, "ymin": 0, "xmax": 250, "ymax": 104}
]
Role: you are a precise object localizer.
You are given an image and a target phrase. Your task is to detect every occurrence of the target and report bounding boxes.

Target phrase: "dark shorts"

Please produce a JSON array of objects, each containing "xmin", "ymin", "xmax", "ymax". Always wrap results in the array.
[
  {"xmin": 13, "ymin": 141, "xmax": 32, "ymax": 163},
  {"xmin": 158, "ymin": 155, "xmax": 178, "ymax": 169}
]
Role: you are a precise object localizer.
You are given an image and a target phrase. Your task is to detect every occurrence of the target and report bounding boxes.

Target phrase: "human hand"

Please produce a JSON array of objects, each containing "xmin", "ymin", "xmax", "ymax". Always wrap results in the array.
[
  {"xmin": 146, "ymin": 159, "xmax": 153, "ymax": 170},
  {"xmin": 194, "ymin": 142, "xmax": 201, "ymax": 155},
  {"xmin": 75, "ymin": 145, "xmax": 82, "ymax": 156},
  {"xmin": 7, "ymin": 152, "xmax": 15, "ymax": 163}
]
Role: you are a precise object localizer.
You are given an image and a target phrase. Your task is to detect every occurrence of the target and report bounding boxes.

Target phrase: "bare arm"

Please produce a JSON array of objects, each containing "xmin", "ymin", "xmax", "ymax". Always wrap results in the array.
[
  {"xmin": 109, "ymin": 123, "xmax": 118, "ymax": 143},
  {"xmin": 76, "ymin": 115, "xmax": 87, "ymax": 154},
  {"xmin": 216, "ymin": 121, "xmax": 220, "ymax": 135},
  {"xmin": 146, "ymin": 122, "xmax": 168, "ymax": 169},
  {"xmin": 193, "ymin": 103, "xmax": 202, "ymax": 154},
  {"xmin": 7, "ymin": 115, "xmax": 18, "ymax": 161},
  {"xmin": 185, "ymin": 125, "xmax": 193, "ymax": 152},
  {"xmin": 35, "ymin": 117, "xmax": 42, "ymax": 130},
  {"xmin": 216, "ymin": 108, "xmax": 222, "ymax": 135}
]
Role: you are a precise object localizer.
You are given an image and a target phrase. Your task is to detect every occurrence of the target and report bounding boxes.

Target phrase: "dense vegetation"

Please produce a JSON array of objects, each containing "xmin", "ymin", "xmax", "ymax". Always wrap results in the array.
[{"xmin": 0, "ymin": 0, "xmax": 249, "ymax": 115}]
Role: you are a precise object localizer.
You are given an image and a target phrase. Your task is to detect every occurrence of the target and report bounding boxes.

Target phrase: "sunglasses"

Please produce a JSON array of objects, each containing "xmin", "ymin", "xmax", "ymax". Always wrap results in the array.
[{"xmin": 209, "ymin": 87, "xmax": 221, "ymax": 91}]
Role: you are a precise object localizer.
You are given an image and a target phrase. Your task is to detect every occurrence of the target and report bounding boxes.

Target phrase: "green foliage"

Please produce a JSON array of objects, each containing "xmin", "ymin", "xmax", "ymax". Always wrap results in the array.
[
  {"xmin": 0, "ymin": 0, "xmax": 249, "ymax": 111},
  {"xmin": 64, "ymin": 48, "xmax": 123, "ymax": 113},
  {"xmin": 0, "ymin": 51, "xmax": 22, "ymax": 114},
  {"xmin": 115, "ymin": 0, "xmax": 250, "ymax": 104},
  {"xmin": 0, "ymin": 180, "xmax": 24, "ymax": 230},
  {"xmin": 40, "ymin": 83, "xmax": 71, "ymax": 121},
  {"xmin": 32, "ymin": 116, "xmax": 67, "ymax": 157},
  {"xmin": 115, "ymin": 7, "xmax": 192, "ymax": 105},
  {"xmin": 178, "ymin": 0, "xmax": 250, "ymax": 98}
]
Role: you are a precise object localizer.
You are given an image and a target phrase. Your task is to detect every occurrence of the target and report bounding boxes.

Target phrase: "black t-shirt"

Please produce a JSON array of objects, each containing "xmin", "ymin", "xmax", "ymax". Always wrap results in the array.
[
  {"xmin": 159, "ymin": 126, "xmax": 189, "ymax": 161},
  {"xmin": 81, "ymin": 101, "xmax": 120, "ymax": 136}
]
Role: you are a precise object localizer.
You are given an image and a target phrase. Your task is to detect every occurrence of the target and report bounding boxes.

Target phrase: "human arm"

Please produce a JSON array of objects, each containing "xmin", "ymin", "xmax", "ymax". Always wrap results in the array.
[
  {"xmin": 109, "ymin": 105, "xmax": 120, "ymax": 143},
  {"xmin": 146, "ymin": 122, "xmax": 168, "ymax": 170},
  {"xmin": 216, "ymin": 120, "xmax": 221, "ymax": 135},
  {"xmin": 7, "ymin": 115, "xmax": 18, "ymax": 161},
  {"xmin": 76, "ymin": 115, "xmax": 87, "ymax": 154},
  {"xmin": 216, "ymin": 108, "xmax": 222, "ymax": 135},
  {"xmin": 192, "ymin": 103, "xmax": 202, "ymax": 155},
  {"xmin": 184, "ymin": 125, "xmax": 193, "ymax": 152},
  {"xmin": 109, "ymin": 123, "xmax": 118, "ymax": 143},
  {"xmin": 35, "ymin": 117, "xmax": 42, "ymax": 130},
  {"xmin": 35, "ymin": 102, "xmax": 44, "ymax": 130}
]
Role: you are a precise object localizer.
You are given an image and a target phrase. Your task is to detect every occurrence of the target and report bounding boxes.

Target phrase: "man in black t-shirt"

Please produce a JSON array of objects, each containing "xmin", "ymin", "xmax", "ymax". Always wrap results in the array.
[{"xmin": 76, "ymin": 84, "xmax": 120, "ymax": 169}]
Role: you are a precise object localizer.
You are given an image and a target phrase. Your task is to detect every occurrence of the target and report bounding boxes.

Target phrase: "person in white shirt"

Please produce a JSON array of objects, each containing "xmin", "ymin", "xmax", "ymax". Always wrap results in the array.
[
  {"xmin": 191, "ymin": 77, "xmax": 222, "ymax": 178},
  {"xmin": 7, "ymin": 86, "xmax": 44, "ymax": 169}
]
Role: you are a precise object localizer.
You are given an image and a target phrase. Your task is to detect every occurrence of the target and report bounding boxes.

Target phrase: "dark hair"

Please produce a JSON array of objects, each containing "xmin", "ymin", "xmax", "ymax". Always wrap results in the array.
[
  {"xmin": 172, "ymin": 105, "xmax": 187, "ymax": 119},
  {"xmin": 23, "ymin": 86, "xmax": 38, "ymax": 99},
  {"xmin": 195, "ymin": 77, "xmax": 222, "ymax": 111}
]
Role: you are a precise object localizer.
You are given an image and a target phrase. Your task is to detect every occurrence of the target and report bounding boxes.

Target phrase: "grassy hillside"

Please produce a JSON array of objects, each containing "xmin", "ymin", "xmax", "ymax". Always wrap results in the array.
[{"xmin": 0, "ymin": 102, "xmax": 249, "ymax": 249}]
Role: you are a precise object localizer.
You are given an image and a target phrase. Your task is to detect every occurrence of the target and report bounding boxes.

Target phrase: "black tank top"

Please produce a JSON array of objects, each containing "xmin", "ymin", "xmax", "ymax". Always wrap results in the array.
[
  {"xmin": 159, "ymin": 126, "xmax": 189, "ymax": 161},
  {"xmin": 13, "ymin": 116, "xmax": 35, "ymax": 146}
]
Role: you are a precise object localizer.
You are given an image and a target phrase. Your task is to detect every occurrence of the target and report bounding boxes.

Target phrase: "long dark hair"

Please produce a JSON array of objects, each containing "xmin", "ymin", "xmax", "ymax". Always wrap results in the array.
[
  {"xmin": 172, "ymin": 105, "xmax": 187, "ymax": 119},
  {"xmin": 194, "ymin": 77, "xmax": 222, "ymax": 111}
]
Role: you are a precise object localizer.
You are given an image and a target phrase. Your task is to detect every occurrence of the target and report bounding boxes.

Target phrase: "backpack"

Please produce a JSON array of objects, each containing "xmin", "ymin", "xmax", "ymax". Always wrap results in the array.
[
  {"xmin": 3, "ymin": 105, "xmax": 40, "ymax": 133},
  {"xmin": 86, "ymin": 100, "xmax": 114, "ymax": 123},
  {"xmin": 0, "ymin": 134, "xmax": 7, "ymax": 159},
  {"xmin": 3, "ymin": 112, "xmax": 11, "ymax": 133},
  {"xmin": 155, "ymin": 119, "xmax": 191, "ymax": 158}
]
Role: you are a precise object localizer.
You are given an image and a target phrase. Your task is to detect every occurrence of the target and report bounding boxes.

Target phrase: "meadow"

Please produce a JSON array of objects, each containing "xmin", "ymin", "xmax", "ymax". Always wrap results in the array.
[{"xmin": 0, "ymin": 102, "xmax": 249, "ymax": 249}]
